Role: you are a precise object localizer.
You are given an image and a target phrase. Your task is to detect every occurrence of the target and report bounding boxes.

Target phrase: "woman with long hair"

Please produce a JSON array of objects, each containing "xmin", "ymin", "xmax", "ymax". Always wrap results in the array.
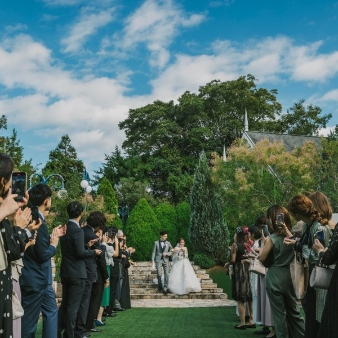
[
  {"xmin": 250, "ymin": 217, "xmax": 275, "ymax": 337},
  {"xmin": 285, "ymin": 195, "xmax": 332, "ymax": 338},
  {"xmin": 0, "ymin": 153, "xmax": 30, "ymax": 337},
  {"xmin": 308, "ymin": 192, "xmax": 335, "ymax": 323},
  {"xmin": 230, "ymin": 227, "xmax": 254, "ymax": 330},
  {"xmin": 259, "ymin": 205, "xmax": 305, "ymax": 338}
]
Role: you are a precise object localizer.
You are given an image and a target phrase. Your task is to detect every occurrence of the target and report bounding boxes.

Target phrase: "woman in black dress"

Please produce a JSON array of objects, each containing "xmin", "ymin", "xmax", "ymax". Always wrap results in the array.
[
  {"xmin": 313, "ymin": 222, "xmax": 338, "ymax": 338},
  {"xmin": 119, "ymin": 238, "xmax": 131, "ymax": 310},
  {"xmin": 230, "ymin": 226, "xmax": 254, "ymax": 330},
  {"xmin": 0, "ymin": 153, "xmax": 29, "ymax": 338}
]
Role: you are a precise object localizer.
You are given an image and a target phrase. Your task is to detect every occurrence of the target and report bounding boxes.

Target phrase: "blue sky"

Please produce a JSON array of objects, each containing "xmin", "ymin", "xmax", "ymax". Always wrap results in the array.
[{"xmin": 1, "ymin": 0, "xmax": 338, "ymax": 174}]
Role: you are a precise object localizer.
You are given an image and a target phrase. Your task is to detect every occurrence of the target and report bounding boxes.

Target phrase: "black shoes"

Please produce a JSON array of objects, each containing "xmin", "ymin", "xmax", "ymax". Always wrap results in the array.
[
  {"xmin": 90, "ymin": 328, "xmax": 101, "ymax": 333},
  {"xmin": 254, "ymin": 327, "xmax": 271, "ymax": 335},
  {"xmin": 163, "ymin": 289, "xmax": 168, "ymax": 295},
  {"xmin": 102, "ymin": 311, "xmax": 117, "ymax": 317},
  {"xmin": 113, "ymin": 307, "xmax": 125, "ymax": 311}
]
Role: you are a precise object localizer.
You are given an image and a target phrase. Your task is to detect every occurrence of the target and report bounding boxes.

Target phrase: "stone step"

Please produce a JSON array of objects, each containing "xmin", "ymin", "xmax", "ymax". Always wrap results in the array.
[
  {"xmin": 129, "ymin": 287, "xmax": 224, "ymax": 295},
  {"xmin": 130, "ymin": 293, "xmax": 228, "ymax": 300}
]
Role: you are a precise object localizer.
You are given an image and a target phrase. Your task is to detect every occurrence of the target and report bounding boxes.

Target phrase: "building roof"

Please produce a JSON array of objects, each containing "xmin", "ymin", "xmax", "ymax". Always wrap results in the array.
[{"xmin": 243, "ymin": 131, "xmax": 322, "ymax": 152}]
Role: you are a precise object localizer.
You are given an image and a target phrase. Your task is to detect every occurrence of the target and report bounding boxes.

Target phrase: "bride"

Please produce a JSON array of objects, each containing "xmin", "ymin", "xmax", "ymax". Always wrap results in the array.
[{"xmin": 168, "ymin": 238, "xmax": 201, "ymax": 295}]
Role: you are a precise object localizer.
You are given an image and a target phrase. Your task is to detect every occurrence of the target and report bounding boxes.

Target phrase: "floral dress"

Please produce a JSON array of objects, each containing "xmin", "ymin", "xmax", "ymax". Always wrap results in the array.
[
  {"xmin": 231, "ymin": 242, "xmax": 252, "ymax": 303},
  {"xmin": 0, "ymin": 220, "xmax": 26, "ymax": 338}
]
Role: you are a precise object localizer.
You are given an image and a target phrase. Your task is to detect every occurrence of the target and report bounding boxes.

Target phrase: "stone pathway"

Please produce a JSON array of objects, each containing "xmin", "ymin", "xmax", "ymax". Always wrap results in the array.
[{"xmin": 131, "ymin": 298, "xmax": 236, "ymax": 308}]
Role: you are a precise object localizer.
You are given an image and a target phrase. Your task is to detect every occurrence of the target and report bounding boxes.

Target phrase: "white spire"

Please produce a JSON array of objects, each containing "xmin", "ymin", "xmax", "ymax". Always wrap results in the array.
[
  {"xmin": 244, "ymin": 109, "xmax": 249, "ymax": 132},
  {"xmin": 223, "ymin": 145, "xmax": 226, "ymax": 162}
]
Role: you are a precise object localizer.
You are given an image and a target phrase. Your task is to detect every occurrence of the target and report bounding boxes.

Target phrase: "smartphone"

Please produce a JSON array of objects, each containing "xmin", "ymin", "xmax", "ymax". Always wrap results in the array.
[
  {"xmin": 11, "ymin": 172, "xmax": 27, "ymax": 202},
  {"xmin": 30, "ymin": 206, "xmax": 40, "ymax": 222},
  {"xmin": 315, "ymin": 230, "xmax": 325, "ymax": 246},
  {"xmin": 277, "ymin": 213, "xmax": 284, "ymax": 228}
]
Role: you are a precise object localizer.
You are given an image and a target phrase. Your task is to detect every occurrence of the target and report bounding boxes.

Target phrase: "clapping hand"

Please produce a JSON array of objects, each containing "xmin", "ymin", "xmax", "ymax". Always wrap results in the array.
[
  {"xmin": 87, "ymin": 238, "xmax": 99, "ymax": 247},
  {"xmin": 54, "ymin": 225, "xmax": 67, "ymax": 237}
]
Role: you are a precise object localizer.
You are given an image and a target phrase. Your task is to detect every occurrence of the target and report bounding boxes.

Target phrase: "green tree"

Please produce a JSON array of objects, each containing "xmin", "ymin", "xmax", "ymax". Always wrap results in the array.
[
  {"xmin": 43, "ymin": 134, "xmax": 84, "ymax": 183},
  {"xmin": 212, "ymin": 138, "xmax": 321, "ymax": 234},
  {"xmin": 97, "ymin": 177, "xmax": 118, "ymax": 214},
  {"xmin": 115, "ymin": 177, "xmax": 156, "ymax": 210},
  {"xmin": 189, "ymin": 151, "xmax": 229, "ymax": 263},
  {"xmin": 118, "ymin": 75, "xmax": 331, "ymax": 204},
  {"xmin": 154, "ymin": 203, "xmax": 178, "ymax": 244},
  {"xmin": 316, "ymin": 137, "xmax": 338, "ymax": 212},
  {"xmin": 176, "ymin": 201, "xmax": 191, "ymax": 251},
  {"xmin": 276, "ymin": 100, "xmax": 331, "ymax": 135},
  {"xmin": 124, "ymin": 198, "xmax": 161, "ymax": 261}
]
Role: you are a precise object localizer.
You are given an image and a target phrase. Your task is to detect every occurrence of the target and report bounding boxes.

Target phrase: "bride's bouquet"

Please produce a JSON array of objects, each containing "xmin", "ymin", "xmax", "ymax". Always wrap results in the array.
[{"xmin": 176, "ymin": 247, "xmax": 186, "ymax": 260}]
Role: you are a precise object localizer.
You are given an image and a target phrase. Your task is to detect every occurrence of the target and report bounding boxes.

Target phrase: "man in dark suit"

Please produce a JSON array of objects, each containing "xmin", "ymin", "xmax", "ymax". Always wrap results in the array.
[
  {"xmin": 20, "ymin": 184, "xmax": 64, "ymax": 338},
  {"xmin": 85, "ymin": 212, "xmax": 109, "ymax": 333},
  {"xmin": 58, "ymin": 201, "xmax": 101, "ymax": 338},
  {"xmin": 75, "ymin": 211, "xmax": 108, "ymax": 336}
]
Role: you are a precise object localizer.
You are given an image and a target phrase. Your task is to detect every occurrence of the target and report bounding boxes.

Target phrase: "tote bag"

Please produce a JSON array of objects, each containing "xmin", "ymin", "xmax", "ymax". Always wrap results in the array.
[{"xmin": 290, "ymin": 252, "xmax": 309, "ymax": 299}]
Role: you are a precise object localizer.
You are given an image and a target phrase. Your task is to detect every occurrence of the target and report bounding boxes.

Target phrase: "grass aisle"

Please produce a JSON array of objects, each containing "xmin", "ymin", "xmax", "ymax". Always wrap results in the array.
[
  {"xmin": 62, "ymin": 307, "xmax": 250, "ymax": 338},
  {"xmin": 37, "ymin": 307, "xmax": 250, "ymax": 338}
]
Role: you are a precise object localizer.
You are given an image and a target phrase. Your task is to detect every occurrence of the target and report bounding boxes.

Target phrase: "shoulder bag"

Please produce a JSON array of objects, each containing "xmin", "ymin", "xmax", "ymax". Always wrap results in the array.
[
  {"xmin": 249, "ymin": 258, "xmax": 266, "ymax": 276},
  {"xmin": 12, "ymin": 290, "xmax": 24, "ymax": 320},
  {"xmin": 310, "ymin": 265, "xmax": 334, "ymax": 290}
]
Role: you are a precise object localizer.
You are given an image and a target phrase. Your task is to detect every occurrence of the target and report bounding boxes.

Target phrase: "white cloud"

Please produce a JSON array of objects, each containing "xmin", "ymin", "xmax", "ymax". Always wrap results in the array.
[
  {"xmin": 115, "ymin": 0, "xmax": 206, "ymax": 68},
  {"xmin": 41, "ymin": 0, "xmax": 83, "ymax": 6},
  {"xmin": 2, "ymin": 32, "xmax": 338, "ymax": 169},
  {"xmin": 5, "ymin": 24, "xmax": 28, "ymax": 33},
  {"xmin": 40, "ymin": 14, "xmax": 59, "ymax": 22},
  {"xmin": 62, "ymin": 9, "xmax": 114, "ymax": 53}
]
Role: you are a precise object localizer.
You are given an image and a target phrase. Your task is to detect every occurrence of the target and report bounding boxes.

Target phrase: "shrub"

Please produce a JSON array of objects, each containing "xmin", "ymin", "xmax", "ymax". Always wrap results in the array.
[
  {"xmin": 154, "ymin": 203, "xmax": 178, "ymax": 244},
  {"xmin": 193, "ymin": 252, "xmax": 215, "ymax": 269},
  {"xmin": 124, "ymin": 198, "xmax": 161, "ymax": 261}
]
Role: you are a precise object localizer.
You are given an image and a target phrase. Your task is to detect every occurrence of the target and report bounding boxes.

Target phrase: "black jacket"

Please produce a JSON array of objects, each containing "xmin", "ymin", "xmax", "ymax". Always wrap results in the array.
[{"xmin": 59, "ymin": 220, "xmax": 96, "ymax": 279}]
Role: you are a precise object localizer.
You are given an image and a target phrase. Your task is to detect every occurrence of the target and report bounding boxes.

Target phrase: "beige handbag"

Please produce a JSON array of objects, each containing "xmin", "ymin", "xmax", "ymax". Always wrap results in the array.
[
  {"xmin": 12, "ymin": 290, "xmax": 24, "ymax": 320},
  {"xmin": 249, "ymin": 258, "xmax": 266, "ymax": 276},
  {"xmin": 310, "ymin": 265, "xmax": 334, "ymax": 290},
  {"xmin": 290, "ymin": 252, "xmax": 309, "ymax": 299},
  {"xmin": 0, "ymin": 233, "xmax": 8, "ymax": 271}
]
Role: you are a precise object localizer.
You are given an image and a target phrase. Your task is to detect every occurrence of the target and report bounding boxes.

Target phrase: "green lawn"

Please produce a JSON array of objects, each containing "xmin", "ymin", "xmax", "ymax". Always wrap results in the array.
[{"xmin": 37, "ymin": 307, "xmax": 257, "ymax": 338}]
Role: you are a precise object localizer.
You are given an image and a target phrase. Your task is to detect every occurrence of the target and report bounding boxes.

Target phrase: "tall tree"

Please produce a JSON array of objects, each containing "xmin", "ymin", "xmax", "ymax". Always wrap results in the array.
[
  {"xmin": 97, "ymin": 177, "xmax": 118, "ymax": 214},
  {"xmin": 189, "ymin": 151, "xmax": 229, "ymax": 263},
  {"xmin": 115, "ymin": 177, "xmax": 156, "ymax": 210},
  {"xmin": 212, "ymin": 138, "xmax": 321, "ymax": 233},
  {"xmin": 118, "ymin": 75, "xmax": 331, "ymax": 204},
  {"xmin": 176, "ymin": 201, "xmax": 191, "ymax": 251},
  {"xmin": 276, "ymin": 100, "xmax": 331, "ymax": 135},
  {"xmin": 43, "ymin": 134, "xmax": 84, "ymax": 183}
]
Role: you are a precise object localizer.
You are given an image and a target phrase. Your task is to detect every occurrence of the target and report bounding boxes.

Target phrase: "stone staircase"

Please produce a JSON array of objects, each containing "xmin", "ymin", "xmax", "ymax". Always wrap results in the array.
[
  {"xmin": 55, "ymin": 261, "xmax": 228, "ymax": 303},
  {"xmin": 129, "ymin": 261, "xmax": 228, "ymax": 300}
]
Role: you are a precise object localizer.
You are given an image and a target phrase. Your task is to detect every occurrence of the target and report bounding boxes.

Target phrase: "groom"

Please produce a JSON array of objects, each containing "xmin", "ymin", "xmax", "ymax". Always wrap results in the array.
[{"xmin": 151, "ymin": 230, "xmax": 173, "ymax": 295}]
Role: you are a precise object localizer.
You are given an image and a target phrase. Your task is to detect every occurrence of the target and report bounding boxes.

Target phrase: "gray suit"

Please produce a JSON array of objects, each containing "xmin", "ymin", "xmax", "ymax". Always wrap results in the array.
[{"xmin": 151, "ymin": 240, "xmax": 173, "ymax": 291}]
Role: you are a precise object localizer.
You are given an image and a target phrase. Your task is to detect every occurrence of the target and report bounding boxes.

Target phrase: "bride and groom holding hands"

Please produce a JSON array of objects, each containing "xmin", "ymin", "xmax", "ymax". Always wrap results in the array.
[{"xmin": 151, "ymin": 230, "xmax": 201, "ymax": 296}]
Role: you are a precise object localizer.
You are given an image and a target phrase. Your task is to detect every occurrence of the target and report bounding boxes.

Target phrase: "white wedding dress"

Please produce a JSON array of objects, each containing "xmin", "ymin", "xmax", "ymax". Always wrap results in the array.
[{"xmin": 168, "ymin": 247, "xmax": 202, "ymax": 295}]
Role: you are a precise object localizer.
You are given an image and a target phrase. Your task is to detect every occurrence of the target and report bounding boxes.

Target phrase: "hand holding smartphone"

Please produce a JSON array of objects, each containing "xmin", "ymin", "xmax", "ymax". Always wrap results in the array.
[
  {"xmin": 277, "ymin": 213, "xmax": 284, "ymax": 228},
  {"xmin": 12, "ymin": 172, "xmax": 27, "ymax": 202}
]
